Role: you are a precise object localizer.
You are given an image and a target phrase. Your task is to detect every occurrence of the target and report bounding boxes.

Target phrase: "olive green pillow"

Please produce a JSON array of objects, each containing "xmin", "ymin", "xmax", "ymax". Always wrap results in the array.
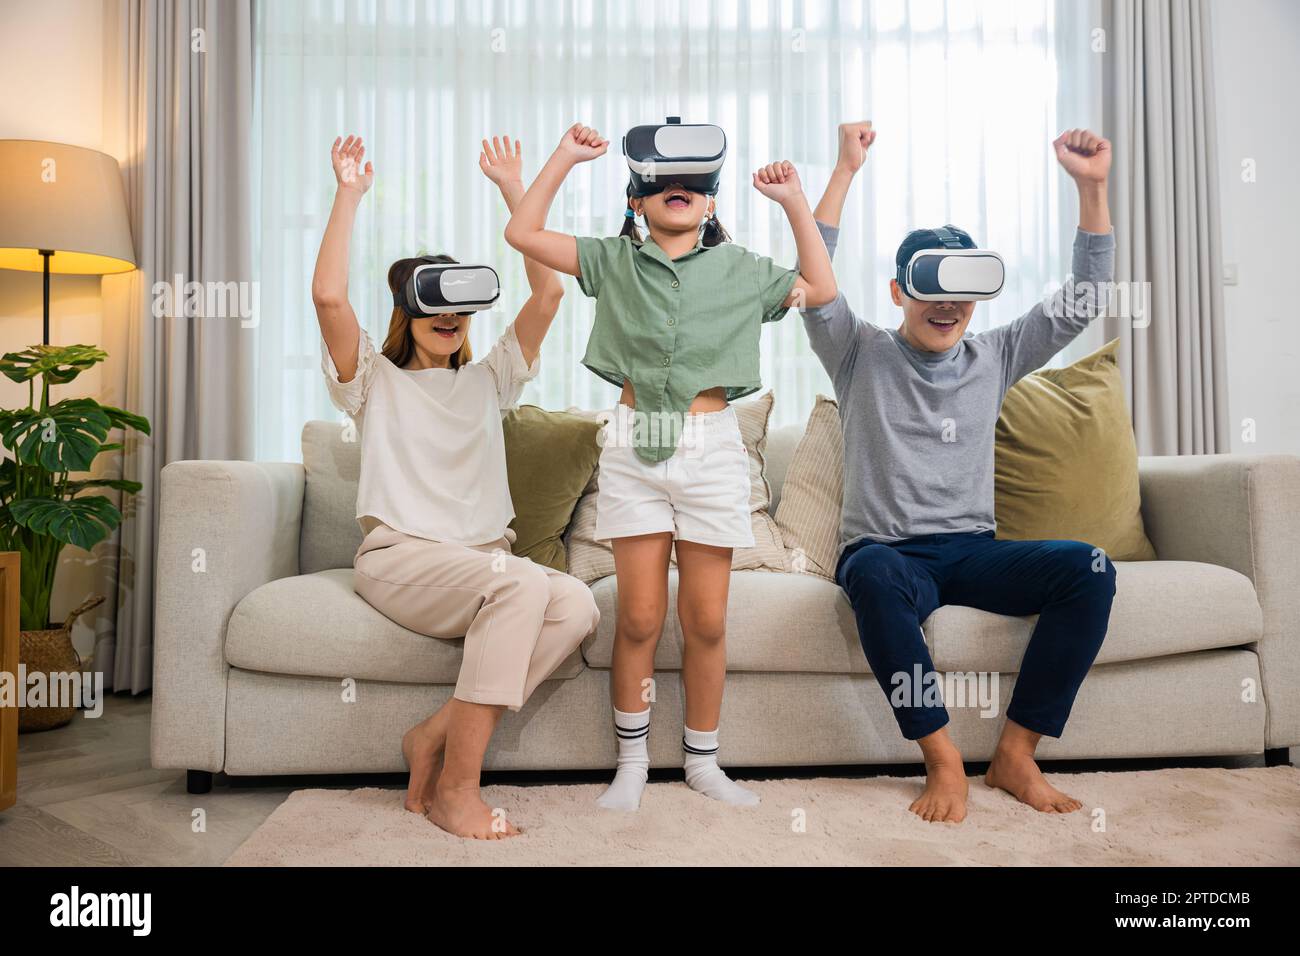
[
  {"xmin": 994, "ymin": 339, "xmax": 1155, "ymax": 561},
  {"xmin": 503, "ymin": 406, "xmax": 602, "ymax": 572}
]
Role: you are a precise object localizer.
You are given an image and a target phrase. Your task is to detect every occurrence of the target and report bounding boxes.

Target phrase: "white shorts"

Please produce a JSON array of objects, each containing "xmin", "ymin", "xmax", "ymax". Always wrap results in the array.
[{"xmin": 594, "ymin": 403, "xmax": 755, "ymax": 549}]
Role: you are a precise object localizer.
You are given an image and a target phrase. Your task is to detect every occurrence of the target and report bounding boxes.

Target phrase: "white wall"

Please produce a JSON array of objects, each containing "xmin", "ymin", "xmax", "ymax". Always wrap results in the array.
[
  {"xmin": 1213, "ymin": 0, "xmax": 1300, "ymax": 456},
  {"xmin": 0, "ymin": 0, "xmax": 108, "ymax": 650}
]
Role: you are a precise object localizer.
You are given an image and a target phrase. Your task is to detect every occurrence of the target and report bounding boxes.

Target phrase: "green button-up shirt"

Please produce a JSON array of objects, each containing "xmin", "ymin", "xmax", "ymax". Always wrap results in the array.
[{"xmin": 576, "ymin": 234, "xmax": 797, "ymax": 462}]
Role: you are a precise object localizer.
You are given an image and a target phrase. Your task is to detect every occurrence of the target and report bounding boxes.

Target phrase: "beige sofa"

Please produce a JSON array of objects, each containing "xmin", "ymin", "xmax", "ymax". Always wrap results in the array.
[{"xmin": 152, "ymin": 420, "xmax": 1300, "ymax": 793}]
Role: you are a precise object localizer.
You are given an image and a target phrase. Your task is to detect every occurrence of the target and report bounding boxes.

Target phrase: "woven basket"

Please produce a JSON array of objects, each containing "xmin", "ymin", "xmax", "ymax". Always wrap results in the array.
[{"xmin": 18, "ymin": 595, "xmax": 105, "ymax": 733}]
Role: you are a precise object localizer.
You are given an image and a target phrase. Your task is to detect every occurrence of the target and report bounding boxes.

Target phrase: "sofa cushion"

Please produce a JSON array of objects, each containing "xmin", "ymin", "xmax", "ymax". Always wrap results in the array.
[
  {"xmin": 995, "ymin": 339, "xmax": 1156, "ymax": 561},
  {"xmin": 226, "ymin": 568, "xmax": 584, "ymax": 684},
  {"xmin": 582, "ymin": 561, "xmax": 1261, "ymax": 675},
  {"xmin": 503, "ymin": 406, "xmax": 601, "ymax": 572}
]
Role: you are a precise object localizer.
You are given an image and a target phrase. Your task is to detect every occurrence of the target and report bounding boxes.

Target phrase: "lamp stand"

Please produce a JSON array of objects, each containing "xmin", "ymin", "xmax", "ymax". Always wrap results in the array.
[{"xmin": 39, "ymin": 249, "xmax": 52, "ymax": 346}]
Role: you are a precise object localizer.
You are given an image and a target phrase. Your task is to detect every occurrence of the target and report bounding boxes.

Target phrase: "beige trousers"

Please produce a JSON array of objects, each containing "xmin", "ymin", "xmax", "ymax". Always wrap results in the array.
[{"xmin": 353, "ymin": 524, "xmax": 599, "ymax": 711}]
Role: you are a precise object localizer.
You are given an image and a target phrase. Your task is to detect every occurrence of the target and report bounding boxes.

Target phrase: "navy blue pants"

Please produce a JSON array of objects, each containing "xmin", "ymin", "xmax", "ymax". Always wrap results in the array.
[{"xmin": 835, "ymin": 531, "xmax": 1116, "ymax": 741}]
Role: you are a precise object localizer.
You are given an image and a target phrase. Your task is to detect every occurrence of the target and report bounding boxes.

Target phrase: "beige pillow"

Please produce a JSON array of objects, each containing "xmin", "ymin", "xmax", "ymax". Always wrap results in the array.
[
  {"xmin": 773, "ymin": 396, "xmax": 844, "ymax": 580},
  {"xmin": 994, "ymin": 339, "xmax": 1156, "ymax": 560},
  {"xmin": 563, "ymin": 392, "xmax": 788, "ymax": 583}
]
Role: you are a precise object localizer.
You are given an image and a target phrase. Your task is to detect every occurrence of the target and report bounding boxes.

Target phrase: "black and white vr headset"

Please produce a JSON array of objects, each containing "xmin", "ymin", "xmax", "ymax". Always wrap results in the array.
[
  {"xmin": 623, "ymin": 116, "xmax": 727, "ymax": 197},
  {"xmin": 393, "ymin": 258, "xmax": 501, "ymax": 316},
  {"xmin": 898, "ymin": 227, "xmax": 1005, "ymax": 301}
]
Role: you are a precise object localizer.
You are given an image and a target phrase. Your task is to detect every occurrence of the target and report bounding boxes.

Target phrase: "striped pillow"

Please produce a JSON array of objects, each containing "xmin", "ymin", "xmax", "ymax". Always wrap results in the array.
[{"xmin": 773, "ymin": 396, "xmax": 844, "ymax": 580}]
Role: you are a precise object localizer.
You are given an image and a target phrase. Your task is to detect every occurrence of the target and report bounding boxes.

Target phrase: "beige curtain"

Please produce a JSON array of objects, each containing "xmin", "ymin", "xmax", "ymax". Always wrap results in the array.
[
  {"xmin": 1102, "ymin": 0, "xmax": 1229, "ymax": 454},
  {"xmin": 95, "ymin": 0, "xmax": 256, "ymax": 692}
]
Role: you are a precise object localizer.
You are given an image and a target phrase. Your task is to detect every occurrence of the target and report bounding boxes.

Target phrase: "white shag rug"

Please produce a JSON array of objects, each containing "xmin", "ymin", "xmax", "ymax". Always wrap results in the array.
[{"xmin": 224, "ymin": 766, "xmax": 1300, "ymax": 866}]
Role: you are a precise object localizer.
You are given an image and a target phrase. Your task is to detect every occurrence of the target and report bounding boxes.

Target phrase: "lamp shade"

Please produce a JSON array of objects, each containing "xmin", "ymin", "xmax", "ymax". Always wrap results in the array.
[{"xmin": 0, "ymin": 140, "xmax": 135, "ymax": 275}]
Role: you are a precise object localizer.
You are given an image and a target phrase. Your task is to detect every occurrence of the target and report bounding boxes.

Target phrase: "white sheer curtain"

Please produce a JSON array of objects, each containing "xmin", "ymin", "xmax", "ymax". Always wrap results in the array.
[{"xmin": 253, "ymin": 0, "xmax": 1096, "ymax": 462}]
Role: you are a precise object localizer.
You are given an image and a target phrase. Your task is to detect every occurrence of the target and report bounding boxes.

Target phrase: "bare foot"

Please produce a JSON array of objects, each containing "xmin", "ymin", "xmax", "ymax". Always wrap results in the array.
[
  {"xmin": 401, "ymin": 715, "xmax": 448, "ymax": 814},
  {"xmin": 426, "ymin": 782, "xmax": 521, "ymax": 839},
  {"xmin": 985, "ymin": 748, "xmax": 1082, "ymax": 813},
  {"xmin": 909, "ymin": 752, "xmax": 969, "ymax": 824}
]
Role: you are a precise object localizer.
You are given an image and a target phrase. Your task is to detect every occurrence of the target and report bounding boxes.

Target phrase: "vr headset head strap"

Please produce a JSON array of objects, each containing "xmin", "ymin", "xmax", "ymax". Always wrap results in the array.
[{"xmin": 392, "ymin": 255, "xmax": 443, "ymax": 309}]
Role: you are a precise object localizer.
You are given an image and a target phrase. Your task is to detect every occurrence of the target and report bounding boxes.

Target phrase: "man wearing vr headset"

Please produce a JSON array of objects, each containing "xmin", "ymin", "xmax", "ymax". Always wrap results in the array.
[{"xmin": 805, "ymin": 123, "xmax": 1117, "ymax": 824}]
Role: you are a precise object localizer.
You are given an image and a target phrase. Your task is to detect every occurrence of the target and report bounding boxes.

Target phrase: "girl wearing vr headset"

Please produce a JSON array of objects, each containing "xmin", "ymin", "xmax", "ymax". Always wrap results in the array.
[
  {"xmin": 506, "ymin": 122, "xmax": 838, "ymax": 812},
  {"xmin": 312, "ymin": 134, "xmax": 598, "ymax": 840},
  {"xmin": 804, "ymin": 122, "xmax": 1117, "ymax": 825}
]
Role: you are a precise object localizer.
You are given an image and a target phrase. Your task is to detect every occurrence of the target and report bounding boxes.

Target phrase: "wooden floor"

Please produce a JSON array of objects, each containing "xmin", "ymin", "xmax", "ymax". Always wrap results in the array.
[{"xmin": 0, "ymin": 693, "xmax": 296, "ymax": 866}]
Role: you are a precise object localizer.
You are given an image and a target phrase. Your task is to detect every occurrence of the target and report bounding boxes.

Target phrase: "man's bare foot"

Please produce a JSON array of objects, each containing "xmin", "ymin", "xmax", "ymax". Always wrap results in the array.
[
  {"xmin": 426, "ymin": 781, "xmax": 521, "ymax": 839},
  {"xmin": 985, "ymin": 748, "xmax": 1082, "ymax": 813},
  {"xmin": 401, "ymin": 716, "xmax": 447, "ymax": 814},
  {"xmin": 910, "ymin": 733, "xmax": 968, "ymax": 823}
]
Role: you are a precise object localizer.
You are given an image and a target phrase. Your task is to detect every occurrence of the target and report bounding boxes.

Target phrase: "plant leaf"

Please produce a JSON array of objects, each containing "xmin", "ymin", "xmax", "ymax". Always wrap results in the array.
[
  {"xmin": 8, "ymin": 495, "xmax": 122, "ymax": 550},
  {"xmin": 99, "ymin": 405, "xmax": 152, "ymax": 436},
  {"xmin": 0, "ymin": 344, "xmax": 107, "ymax": 385},
  {"xmin": 66, "ymin": 477, "xmax": 143, "ymax": 495},
  {"xmin": 2, "ymin": 398, "xmax": 112, "ymax": 472}
]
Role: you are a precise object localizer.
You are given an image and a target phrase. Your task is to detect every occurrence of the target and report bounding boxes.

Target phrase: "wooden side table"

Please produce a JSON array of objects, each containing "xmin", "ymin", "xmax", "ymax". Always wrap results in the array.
[{"xmin": 0, "ymin": 552, "xmax": 18, "ymax": 812}]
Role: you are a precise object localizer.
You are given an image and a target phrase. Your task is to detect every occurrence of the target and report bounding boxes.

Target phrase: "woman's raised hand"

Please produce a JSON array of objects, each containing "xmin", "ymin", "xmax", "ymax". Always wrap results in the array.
[
  {"xmin": 555, "ymin": 123, "xmax": 609, "ymax": 165},
  {"xmin": 480, "ymin": 135, "xmax": 524, "ymax": 186},
  {"xmin": 331, "ymin": 135, "xmax": 374, "ymax": 195}
]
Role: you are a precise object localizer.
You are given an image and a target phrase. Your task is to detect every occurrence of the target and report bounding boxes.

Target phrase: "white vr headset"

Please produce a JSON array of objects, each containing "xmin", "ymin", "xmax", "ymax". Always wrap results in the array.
[
  {"xmin": 898, "ymin": 227, "xmax": 1005, "ymax": 301},
  {"xmin": 623, "ymin": 116, "xmax": 726, "ymax": 197},
  {"xmin": 393, "ymin": 258, "xmax": 500, "ymax": 316}
]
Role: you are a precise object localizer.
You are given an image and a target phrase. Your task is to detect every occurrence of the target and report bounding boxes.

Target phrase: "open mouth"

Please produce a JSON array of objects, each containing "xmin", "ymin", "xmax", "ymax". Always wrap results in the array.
[
  {"xmin": 927, "ymin": 315, "xmax": 959, "ymax": 331},
  {"xmin": 664, "ymin": 188, "xmax": 691, "ymax": 210},
  {"xmin": 432, "ymin": 322, "xmax": 460, "ymax": 338}
]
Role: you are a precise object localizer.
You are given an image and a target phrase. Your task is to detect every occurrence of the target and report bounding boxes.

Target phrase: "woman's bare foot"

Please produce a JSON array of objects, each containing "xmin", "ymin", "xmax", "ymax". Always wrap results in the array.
[
  {"xmin": 985, "ymin": 748, "xmax": 1082, "ymax": 813},
  {"xmin": 910, "ymin": 730, "xmax": 968, "ymax": 823},
  {"xmin": 426, "ymin": 781, "xmax": 521, "ymax": 839},
  {"xmin": 401, "ymin": 712, "xmax": 449, "ymax": 814}
]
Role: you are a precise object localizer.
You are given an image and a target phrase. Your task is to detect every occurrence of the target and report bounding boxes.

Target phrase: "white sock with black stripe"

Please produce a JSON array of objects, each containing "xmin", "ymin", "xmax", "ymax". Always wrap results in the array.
[
  {"xmin": 596, "ymin": 707, "xmax": 651, "ymax": 811},
  {"xmin": 682, "ymin": 725, "xmax": 760, "ymax": 806}
]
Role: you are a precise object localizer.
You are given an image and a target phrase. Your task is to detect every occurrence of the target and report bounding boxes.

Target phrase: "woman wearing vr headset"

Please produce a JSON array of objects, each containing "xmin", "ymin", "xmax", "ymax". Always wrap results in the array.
[
  {"xmin": 505, "ymin": 121, "xmax": 838, "ymax": 812},
  {"xmin": 803, "ymin": 122, "xmax": 1117, "ymax": 825},
  {"xmin": 312, "ymin": 134, "xmax": 598, "ymax": 840}
]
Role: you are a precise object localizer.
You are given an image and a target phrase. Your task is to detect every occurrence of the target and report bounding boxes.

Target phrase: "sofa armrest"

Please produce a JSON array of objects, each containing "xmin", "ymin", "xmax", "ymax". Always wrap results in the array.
[
  {"xmin": 151, "ymin": 460, "xmax": 304, "ymax": 773},
  {"xmin": 1138, "ymin": 453, "xmax": 1300, "ymax": 749}
]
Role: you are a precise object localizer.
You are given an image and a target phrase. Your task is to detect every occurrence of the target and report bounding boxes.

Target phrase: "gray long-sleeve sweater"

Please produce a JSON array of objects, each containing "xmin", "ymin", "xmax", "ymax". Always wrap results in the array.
[{"xmin": 803, "ymin": 221, "xmax": 1116, "ymax": 551}]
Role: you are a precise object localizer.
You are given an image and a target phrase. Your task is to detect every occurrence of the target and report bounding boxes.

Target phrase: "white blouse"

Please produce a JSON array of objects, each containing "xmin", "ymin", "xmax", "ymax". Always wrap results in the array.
[{"xmin": 321, "ymin": 322, "xmax": 539, "ymax": 547}]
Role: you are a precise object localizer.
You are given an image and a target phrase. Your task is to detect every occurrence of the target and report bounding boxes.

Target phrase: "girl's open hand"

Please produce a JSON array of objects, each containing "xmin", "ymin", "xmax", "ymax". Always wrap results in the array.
[
  {"xmin": 752, "ymin": 161, "xmax": 803, "ymax": 204},
  {"xmin": 331, "ymin": 135, "xmax": 373, "ymax": 194},
  {"xmin": 480, "ymin": 135, "xmax": 523, "ymax": 186},
  {"xmin": 556, "ymin": 123, "xmax": 609, "ymax": 165}
]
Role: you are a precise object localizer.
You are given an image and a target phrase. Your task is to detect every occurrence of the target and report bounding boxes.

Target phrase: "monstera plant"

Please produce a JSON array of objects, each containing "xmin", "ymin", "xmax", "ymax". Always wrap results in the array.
[{"xmin": 0, "ymin": 344, "xmax": 150, "ymax": 631}]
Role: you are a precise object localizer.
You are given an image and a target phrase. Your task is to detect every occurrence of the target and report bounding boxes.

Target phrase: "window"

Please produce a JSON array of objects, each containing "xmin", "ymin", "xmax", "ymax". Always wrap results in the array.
[{"xmin": 253, "ymin": 0, "xmax": 1098, "ymax": 461}]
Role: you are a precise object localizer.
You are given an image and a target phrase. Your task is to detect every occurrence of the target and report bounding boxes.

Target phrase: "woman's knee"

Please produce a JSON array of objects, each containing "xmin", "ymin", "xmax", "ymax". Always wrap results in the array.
[
  {"xmin": 678, "ymin": 602, "xmax": 727, "ymax": 647},
  {"xmin": 547, "ymin": 574, "xmax": 600, "ymax": 637}
]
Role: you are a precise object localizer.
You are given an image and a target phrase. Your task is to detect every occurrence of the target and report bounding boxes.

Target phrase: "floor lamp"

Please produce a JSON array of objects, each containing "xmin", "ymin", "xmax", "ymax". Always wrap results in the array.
[{"xmin": 0, "ymin": 140, "xmax": 136, "ymax": 345}]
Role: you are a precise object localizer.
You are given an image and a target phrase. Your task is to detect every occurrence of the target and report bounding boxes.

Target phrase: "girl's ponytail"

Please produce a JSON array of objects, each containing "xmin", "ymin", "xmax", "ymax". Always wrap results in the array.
[
  {"xmin": 619, "ymin": 202, "xmax": 643, "ymax": 242},
  {"xmin": 701, "ymin": 213, "xmax": 731, "ymax": 247}
]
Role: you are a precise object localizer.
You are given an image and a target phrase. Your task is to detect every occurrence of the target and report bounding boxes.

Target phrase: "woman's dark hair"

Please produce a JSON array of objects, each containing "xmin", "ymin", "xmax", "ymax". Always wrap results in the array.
[
  {"xmin": 619, "ymin": 190, "xmax": 731, "ymax": 247},
  {"xmin": 382, "ymin": 254, "xmax": 472, "ymax": 369}
]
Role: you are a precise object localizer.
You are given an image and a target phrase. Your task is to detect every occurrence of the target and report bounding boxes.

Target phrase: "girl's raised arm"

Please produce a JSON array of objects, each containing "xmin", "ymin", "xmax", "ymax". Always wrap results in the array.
[
  {"xmin": 752, "ymin": 160, "xmax": 838, "ymax": 309},
  {"xmin": 504, "ymin": 123, "xmax": 608, "ymax": 278},
  {"xmin": 311, "ymin": 135, "xmax": 373, "ymax": 383}
]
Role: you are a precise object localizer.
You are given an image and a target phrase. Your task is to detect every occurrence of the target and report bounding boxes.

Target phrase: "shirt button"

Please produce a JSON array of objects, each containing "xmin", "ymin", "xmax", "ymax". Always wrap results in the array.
[
  {"xmin": 667, "ymin": 317, "xmax": 676, "ymax": 326},
  {"xmin": 671, "ymin": 280, "xmax": 680, "ymax": 288},
  {"xmin": 662, "ymin": 357, "xmax": 670, "ymax": 366}
]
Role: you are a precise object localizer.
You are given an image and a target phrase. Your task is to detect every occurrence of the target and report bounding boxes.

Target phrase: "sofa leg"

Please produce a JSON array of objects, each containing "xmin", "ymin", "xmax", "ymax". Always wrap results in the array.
[
  {"xmin": 1264, "ymin": 748, "xmax": 1291, "ymax": 767},
  {"xmin": 187, "ymin": 770, "xmax": 213, "ymax": 794}
]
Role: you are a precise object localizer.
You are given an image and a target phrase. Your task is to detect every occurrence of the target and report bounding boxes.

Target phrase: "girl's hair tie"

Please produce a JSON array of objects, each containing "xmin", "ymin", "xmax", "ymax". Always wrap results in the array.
[{"xmin": 624, "ymin": 207, "xmax": 636, "ymax": 219}]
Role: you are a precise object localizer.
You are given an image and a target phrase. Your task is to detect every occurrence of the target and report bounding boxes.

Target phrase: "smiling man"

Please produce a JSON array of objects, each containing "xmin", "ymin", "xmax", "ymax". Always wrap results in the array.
[{"xmin": 804, "ymin": 122, "xmax": 1119, "ymax": 824}]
